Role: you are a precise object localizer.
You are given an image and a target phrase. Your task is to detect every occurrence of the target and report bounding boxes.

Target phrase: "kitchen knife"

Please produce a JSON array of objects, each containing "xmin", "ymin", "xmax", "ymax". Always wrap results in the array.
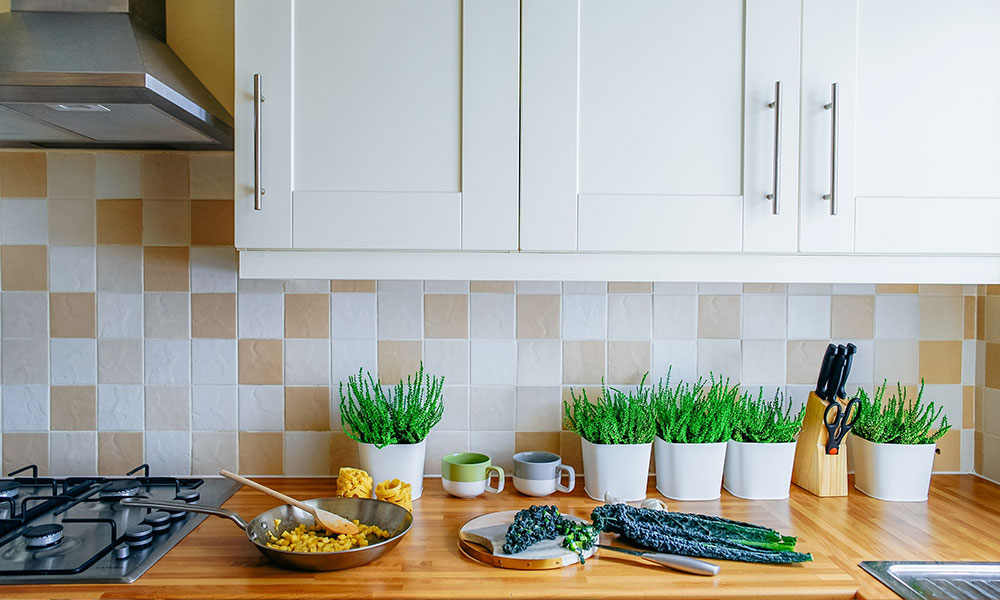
[
  {"xmin": 596, "ymin": 544, "xmax": 720, "ymax": 576},
  {"xmin": 836, "ymin": 343, "xmax": 857, "ymax": 400},
  {"xmin": 823, "ymin": 345, "xmax": 846, "ymax": 402},
  {"xmin": 815, "ymin": 344, "xmax": 837, "ymax": 400}
]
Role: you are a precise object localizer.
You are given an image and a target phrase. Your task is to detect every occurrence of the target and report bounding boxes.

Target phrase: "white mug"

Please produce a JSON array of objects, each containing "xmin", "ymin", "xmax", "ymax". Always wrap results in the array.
[{"xmin": 512, "ymin": 451, "xmax": 575, "ymax": 497}]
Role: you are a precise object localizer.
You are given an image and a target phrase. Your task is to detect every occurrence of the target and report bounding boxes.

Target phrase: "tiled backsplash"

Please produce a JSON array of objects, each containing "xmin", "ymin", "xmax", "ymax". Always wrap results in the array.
[
  {"xmin": 0, "ymin": 150, "xmax": 981, "ymax": 478},
  {"xmin": 976, "ymin": 288, "xmax": 1000, "ymax": 481}
]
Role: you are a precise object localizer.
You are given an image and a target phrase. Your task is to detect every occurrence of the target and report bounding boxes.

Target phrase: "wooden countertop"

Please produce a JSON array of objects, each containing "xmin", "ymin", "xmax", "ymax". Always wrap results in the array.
[{"xmin": 4, "ymin": 475, "xmax": 1000, "ymax": 600}]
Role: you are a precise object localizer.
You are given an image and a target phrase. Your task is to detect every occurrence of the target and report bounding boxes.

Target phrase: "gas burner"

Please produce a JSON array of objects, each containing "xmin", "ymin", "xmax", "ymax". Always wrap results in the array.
[
  {"xmin": 142, "ymin": 511, "xmax": 172, "ymax": 533},
  {"xmin": 125, "ymin": 524, "xmax": 153, "ymax": 548},
  {"xmin": 23, "ymin": 524, "xmax": 64, "ymax": 548},
  {"xmin": 0, "ymin": 481, "xmax": 20, "ymax": 499},
  {"xmin": 100, "ymin": 479, "xmax": 142, "ymax": 500},
  {"xmin": 175, "ymin": 490, "xmax": 199, "ymax": 503}
]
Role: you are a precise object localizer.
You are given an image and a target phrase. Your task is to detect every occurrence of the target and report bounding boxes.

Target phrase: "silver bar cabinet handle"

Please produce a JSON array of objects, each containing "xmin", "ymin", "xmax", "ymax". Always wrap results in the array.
[
  {"xmin": 766, "ymin": 81, "xmax": 782, "ymax": 215},
  {"xmin": 253, "ymin": 73, "xmax": 265, "ymax": 211},
  {"xmin": 822, "ymin": 82, "xmax": 839, "ymax": 216}
]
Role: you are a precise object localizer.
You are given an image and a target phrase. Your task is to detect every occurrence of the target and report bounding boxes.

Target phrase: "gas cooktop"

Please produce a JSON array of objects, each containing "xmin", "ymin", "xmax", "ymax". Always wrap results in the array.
[{"xmin": 0, "ymin": 464, "xmax": 240, "ymax": 584}]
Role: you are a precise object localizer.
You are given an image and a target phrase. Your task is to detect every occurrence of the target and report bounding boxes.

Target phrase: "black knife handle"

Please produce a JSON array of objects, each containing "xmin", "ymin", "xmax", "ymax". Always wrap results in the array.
[
  {"xmin": 836, "ymin": 343, "xmax": 857, "ymax": 399},
  {"xmin": 815, "ymin": 344, "xmax": 837, "ymax": 398},
  {"xmin": 824, "ymin": 345, "xmax": 846, "ymax": 402}
]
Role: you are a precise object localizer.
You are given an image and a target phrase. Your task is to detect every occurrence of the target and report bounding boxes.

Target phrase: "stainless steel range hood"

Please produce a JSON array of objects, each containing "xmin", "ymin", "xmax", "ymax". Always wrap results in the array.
[{"xmin": 0, "ymin": 0, "xmax": 233, "ymax": 150}]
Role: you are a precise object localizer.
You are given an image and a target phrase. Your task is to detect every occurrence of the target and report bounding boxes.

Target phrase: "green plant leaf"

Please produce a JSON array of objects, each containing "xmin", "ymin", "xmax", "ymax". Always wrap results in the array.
[{"xmin": 338, "ymin": 362, "xmax": 445, "ymax": 448}]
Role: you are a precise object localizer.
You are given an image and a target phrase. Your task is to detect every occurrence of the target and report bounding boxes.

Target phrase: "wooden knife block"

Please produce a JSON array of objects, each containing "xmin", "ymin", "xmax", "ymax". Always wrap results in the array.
[{"xmin": 791, "ymin": 392, "xmax": 848, "ymax": 497}]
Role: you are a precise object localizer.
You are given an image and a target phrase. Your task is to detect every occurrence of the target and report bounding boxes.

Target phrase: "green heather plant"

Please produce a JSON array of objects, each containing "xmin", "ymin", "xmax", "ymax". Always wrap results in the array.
[
  {"xmin": 563, "ymin": 374, "xmax": 656, "ymax": 445},
  {"xmin": 339, "ymin": 363, "xmax": 444, "ymax": 448},
  {"xmin": 852, "ymin": 380, "xmax": 950, "ymax": 445},
  {"xmin": 653, "ymin": 373, "xmax": 738, "ymax": 444},
  {"xmin": 730, "ymin": 389, "xmax": 805, "ymax": 444}
]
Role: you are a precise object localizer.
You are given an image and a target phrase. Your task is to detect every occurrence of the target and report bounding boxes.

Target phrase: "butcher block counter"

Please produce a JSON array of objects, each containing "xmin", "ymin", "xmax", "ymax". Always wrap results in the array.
[{"xmin": 4, "ymin": 475, "xmax": 1000, "ymax": 600}]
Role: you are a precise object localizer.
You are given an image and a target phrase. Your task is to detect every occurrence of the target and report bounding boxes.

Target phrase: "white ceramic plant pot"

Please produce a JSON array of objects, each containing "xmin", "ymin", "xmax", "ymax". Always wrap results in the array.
[
  {"xmin": 722, "ymin": 440, "xmax": 797, "ymax": 500},
  {"xmin": 580, "ymin": 438, "xmax": 651, "ymax": 501},
  {"xmin": 356, "ymin": 439, "xmax": 427, "ymax": 500},
  {"xmin": 851, "ymin": 435, "xmax": 937, "ymax": 502},
  {"xmin": 654, "ymin": 437, "xmax": 727, "ymax": 501}
]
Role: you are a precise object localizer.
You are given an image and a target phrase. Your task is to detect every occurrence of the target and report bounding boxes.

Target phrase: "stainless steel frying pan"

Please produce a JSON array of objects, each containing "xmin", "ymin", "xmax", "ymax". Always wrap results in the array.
[{"xmin": 120, "ymin": 496, "xmax": 413, "ymax": 571}]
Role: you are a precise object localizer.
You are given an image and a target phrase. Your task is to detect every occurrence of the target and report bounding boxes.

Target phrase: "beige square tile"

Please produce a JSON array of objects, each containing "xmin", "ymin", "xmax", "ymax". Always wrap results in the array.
[
  {"xmin": 743, "ymin": 283, "xmax": 787, "ymax": 293},
  {"xmin": 192, "ymin": 432, "xmax": 237, "ymax": 474},
  {"xmin": 470, "ymin": 281, "xmax": 514, "ymax": 293},
  {"xmin": 559, "ymin": 431, "xmax": 583, "ymax": 474},
  {"xmin": 986, "ymin": 297, "xmax": 1000, "ymax": 343},
  {"xmin": 95, "ymin": 153, "xmax": 140, "ymax": 199},
  {"xmin": 50, "ymin": 386, "xmax": 96, "ymax": 430},
  {"xmin": 145, "ymin": 386, "xmax": 191, "ymax": 430},
  {"xmin": 919, "ymin": 284, "xmax": 963, "ymax": 296},
  {"xmin": 190, "ymin": 199, "xmax": 234, "ymax": 246},
  {"xmin": 2, "ymin": 433, "xmax": 49, "ymax": 475},
  {"xmin": 330, "ymin": 280, "xmax": 376, "ymax": 293},
  {"xmin": 698, "ymin": 295, "xmax": 740, "ymax": 339},
  {"xmin": 989, "ymin": 285, "xmax": 1000, "ymax": 296},
  {"xmin": 239, "ymin": 432, "xmax": 283, "ymax": 475},
  {"xmin": 97, "ymin": 339, "xmax": 143, "ymax": 384},
  {"xmin": 608, "ymin": 282, "xmax": 651, "ymax": 293},
  {"xmin": 285, "ymin": 387, "xmax": 331, "ymax": 431},
  {"xmin": 424, "ymin": 294, "xmax": 468, "ymax": 339},
  {"xmin": 974, "ymin": 431, "xmax": 984, "ymax": 473},
  {"xmin": 377, "ymin": 340, "xmax": 422, "ymax": 385},
  {"xmin": 142, "ymin": 153, "xmax": 189, "ymax": 199},
  {"xmin": 144, "ymin": 247, "xmax": 189, "ymax": 292},
  {"xmin": 563, "ymin": 341, "xmax": 605, "ymax": 384},
  {"xmin": 516, "ymin": 294, "xmax": 560, "ymax": 339},
  {"xmin": 919, "ymin": 340, "xmax": 962, "ymax": 384},
  {"xmin": 143, "ymin": 293, "xmax": 189, "ymax": 338},
  {"xmin": 285, "ymin": 293, "xmax": 330, "ymax": 339},
  {"xmin": 98, "ymin": 432, "xmax": 143, "ymax": 475},
  {"xmin": 1, "ymin": 245, "xmax": 47, "ymax": 291},
  {"xmin": 607, "ymin": 340, "xmax": 651, "ymax": 385},
  {"xmin": 975, "ymin": 386, "xmax": 985, "ymax": 433},
  {"xmin": 985, "ymin": 343, "xmax": 1000, "ymax": 389},
  {"xmin": 983, "ymin": 433, "xmax": 1000, "ymax": 481},
  {"xmin": 142, "ymin": 199, "xmax": 190, "ymax": 245},
  {"xmin": 786, "ymin": 340, "xmax": 831, "ymax": 385},
  {"xmin": 876, "ymin": 284, "xmax": 919, "ymax": 294},
  {"xmin": 919, "ymin": 296, "xmax": 963, "ymax": 340},
  {"xmin": 831, "ymin": 295, "xmax": 874, "ymax": 339},
  {"xmin": 0, "ymin": 152, "xmax": 46, "ymax": 197},
  {"xmin": 49, "ymin": 198, "xmax": 96, "ymax": 246},
  {"xmin": 965, "ymin": 296, "xmax": 976, "ymax": 340},
  {"xmin": 191, "ymin": 293, "xmax": 236, "ymax": 338},
  {"xmin": 96, "ymin": 199, "xmax": 142, "ymax": 245},
  {"xmin": 238, "ymin": 339, "xmax": 283, "ymax": 384},
  {"xmin": 964, "ymin": 386, "xmax": 975, "ymax": 429},
  {"xmin": 977, "ymin": 296, "xmax": 986, "ymax": 341},
  {"xmin": 47, "ymin": 153, "xmax": 95, "ymax": 199},
  {"xmin": 189, "ymin": 154, "xmax": 234, "ymax": 199},
  {"xmin": 50, "ymin": 292, "xmax": 96, "ymax": 338},
  {"xmin": 330, "ymin": 432, "xmax": 361, "ymax": 473},
  {"xmin": 932, "ymin": 429, "xmax": 961, "ymax": 472},
  {"xmin": 515, "ymin": 432, "xmax": 560, "ymax": 455},
  {"xmin": 285, "ymin": 432, "xmax": 333, "ymax": 476}
]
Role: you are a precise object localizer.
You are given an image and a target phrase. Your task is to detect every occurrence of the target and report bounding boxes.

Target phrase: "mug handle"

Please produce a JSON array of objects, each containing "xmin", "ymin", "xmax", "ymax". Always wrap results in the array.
[
  {"xmin": 556, "ymin": 464, "xmax": 576, "ymax": 493},
  {"xmin": 485, "ymin": 466, "xmax": 505, "ymax": 493}
]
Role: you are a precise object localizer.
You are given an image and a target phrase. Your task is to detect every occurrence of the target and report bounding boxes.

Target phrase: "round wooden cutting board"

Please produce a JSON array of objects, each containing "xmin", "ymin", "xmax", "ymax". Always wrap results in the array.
[{"xmin": 457, "ymin": 510, "xmax": 597, "ymax": 570}]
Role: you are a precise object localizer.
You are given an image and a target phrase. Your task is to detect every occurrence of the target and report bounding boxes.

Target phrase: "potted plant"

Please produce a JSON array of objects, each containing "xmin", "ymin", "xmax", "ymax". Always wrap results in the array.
[
  {"xmin": 851, "ymin": 380, "xmax": 950, "ymax": 502},
  {"xmin": 339, "ymin": 363, "xmax": 444, "ymax": 500},
  {"xmin": 563, "ymin": 375, "xmax": 656, "ymax": 501},
  {"xmin": 723, "ymin": 389, "xmax": 805, "ymax": 500},
  {"xmin": 652, "ymin": 375, "xmax": 737, "ymax": 500}
]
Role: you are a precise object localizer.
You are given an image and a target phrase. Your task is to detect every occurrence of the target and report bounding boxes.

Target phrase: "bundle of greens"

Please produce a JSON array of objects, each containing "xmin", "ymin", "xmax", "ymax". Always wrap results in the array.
[
  {"xmin": 563, "ymin": 374, "xmax": 656, "ymax": 445},
  {"xmin": 852, "ymin": 380, "xmax": 950, "ymax": 445},
  {"xmin": 653, "ymin": 373, "xmax": 738, "ymax": 443},
  {"xmin": 339, "ymin": 363, "xmax": 444, "ymax": 448},
  {"xmin": 590, "ymin": 504, "xmax": 812, "ymax": 564},
  {"xmin": 730, "ymin": 388, "xmax": 805, "ymax": 443},
  {"xmin": 502, "ymin": 505, "xmax": 598, "ymax": 563}
]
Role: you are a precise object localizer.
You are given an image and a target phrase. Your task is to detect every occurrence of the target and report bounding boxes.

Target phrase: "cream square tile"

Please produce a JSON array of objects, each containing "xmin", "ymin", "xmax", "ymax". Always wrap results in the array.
[
  {"xmin": 144, "ymin": 292, "xmax": 189, "ymax": 338},
  {"xmin": 562, "ymin": 340, "xmax": 605, "ymax": 385},
  {"xmin": 192, "ymin": 339, "xmax": 237, "ymax": 384},
  {"xmin": 471, "ymin": 431, "xmax": 516, "ymax": 472},
  {"xmin": 97, "ymin": 431, "xmax": 142, "ymax": 475},
  {"xmin": 237, "ymin": 385, "xmax": 284, "ymax": 431},
  {"xmin": 375, "ymin": 340, "xmax": 422, "ymax": 385},
  {"xmin": 51, "ymin": 339, "xmax": 97, "ymax": 385},
  {"xmin": 697, "ymin": 339, "xmax": 741, "ymax": 380},
  {"xmin": 48, "ymin": 198, "xmax": 96, "ymax": 246},
  {"xmin": 237, "ymin": 293, "xmax": 283, "ymax": 338},
  {"xmin": 1, "ymin": 385, "xmax": 49, "ymax": 431},
  {"xmin": 49, "ymin": 246, "xmax": 96, "ymax": 292},
  {"xmin": 2, "ymin": 339, "xmax": 48, "ymax": 383},
  {"xmin": 189, "ymin": 153, "xmax": 234, "ymax": 199},
  {"xmin": 1, "ymin": 198, "xmax": 48, "ymax": 244},
  {"xmin": 50, "ymin": 386, "xmax": 97, "ymax": 430},
  {"xmin": 331, "ymin": 293, "xmax": 376, "ymax": 338},
  {"xmin": 192, "ymin": 432, "xmax": 237, "ymax": 475},
  {"xmin": 47, "ymin": 153, "xmax": 95, "ymax": 198},
  {"xmin": 425, "ymin": 280, "xmax": 469, "ymax": 293},
  {"xmin": 742, "ymin": 294, "xmax": 786, "ymax": 340},
  {"xmin": 470, "ymin": 293, "xmax": 515, "ymax": 339},
  {"xmin": 786, "ymin": 340, "xmax": 831, "ymax": 385},
  {"xmin": 874, "ymin": 340, "xmax": 919, "ymax": 384},
  {"xmin": 963, "ymin": 339, "xmax": 976, "ymax": 385},
  {"xmin": 961, "ymin": 429, "xmax": 974, "ymax": 472},
  {"xmin": 921, "ymin": 384, "xmax": 963, "ymax": 429},
  {"xmin": 517, "ymin": 281, "xmax": 561, "ymax": 294},
  {"xmin": 436, "ymin": 386, "xmax": 469, "ymax": 431},
  {"xmin": 144, "ymin": 339, "xmax": 190, "ymax": 384},
  {"xmin": 424, "ymin": 431, "xmax": 470, "ymax": 475},
  {"xmin": 517, "ymin": 340, "xmax": 561, "ymax": 385},
  {"xmin": 96, "ymin": 246, "xmax": 142, "ymax": 292},
  {"xmin": 377, "ymin": 293, "xmax": 422, "ymax": 339},
  {"xmin": 652, "ymin": 294, "xmax": 697, "ymax": 339},
  {"xmin": 561, "ymin": 295, "xmax": 606, "ymax": 340},
  {"xmin": 698, "ymin": 295, "xmax": 741, "ymax": 339},
  {"xmin": 653, "ymin": 282, "xmax": 697, "ymax": 294},
  {"xmin": 239, "ymin": 279, "xmax": 283, "ymax": 293},
  {"xmin": 142, "ymin": 153, "xmax": 189, "ymax": 199},
  {"xmin": 698, "ymin": 283, "xmax": 740, "ymax": 294},
  {"xmin": 146, "ymin": 431, "xmax": 191, "ymax": 475},
  {"xmin": 423, "ymin": 340, "xmax": 469, "ymax": 385},
  {"xmin": 331, "ymin": 339, "xmax": 377, "ymax": 387},
  {"xmin": 787, "ymin": 295, "xmax": 831, "ymax": 340},
  {"xmin": 743, "ymin": 283, "xmax": 787, "ymax": 293},
  {"xmin": 562, "ymin": 282, "xmax": 606, "ymax": 294},
  {"xmin": 98, "ymin": 339, "xmax": 143, "ymax": 384},
  {"xmin": 97, "ymin": 293, "xmax": 143, "ymax": 338},
  {"xmin": 652, "ymin": 340, "xmax": 698, "ymax": 383},
  {"xmin": 788, "ymin": 283, "xmax": 832, "ymax": 294},
  {"xmin": 469, "ymin": 281, "xmax": 513, "ymax": 293},
  {"xmin": 919, "ymin": 296, "xmax": 964, "ymax": 340},
  {"xmin": 283, "ymin": 279, "xmax": 330, "ymax": 293},
  {"xmin": 875, "ymin": 295, "xmax": 920, "ymax": 339},
  {"xmin": 423, "ymin": 293, "xmax": 468, "ymax": 339},
  {"xmin": 377, "ymin": 280, "xmax": 422, "ymax": 293},
  {"xmin": 470, "ymin": 340, "xmax": 517, "ymax": 385},
  {"xmin": 285, "ymin": 339, "xmax": 330, "ymax": 385},
  {"xmin": 608, "ymin": 340, "xmax": 651, "ymax": 385},
  {"xmin": 285, "ymin": 432, "xmax": 332, "ymax": 476},
  {"xmin": 840, "ymin": 339, "xmax": 875, "ymax": 385},
  {"xmin": 741, "ymin": 340, "xmax": 786, "ymax": 385},
  {"xmin": 142, "ymin": 199, "xmax": 190, "ymax": 245},
  {"xmin": 608, "ymin": 295, "xmax": 652, "ymax": 339},
  {"xmin": 144, "ymin": 386, "xmax": 189, "ymax": 431},
  {"xmin": 1, "ymin": 291, "xmax": 48, "ymax": 338},
  {"xmin": 50, "ymin": 431, "xmax": 97, "ymax": 476},
  {"xmin": 95, "ymin": 153, "xmax": 140, "ymax": 199},
  {"xmin": 516, "ymin": 294, "xmax": 559, "ymax": 339},
  {"xmin": 831, "ymin": 295, "xmax": 874, "ymax": 339},
  {"xmin": 515, "ymin": 386, "xmax": 561, "ymax": 432},
  {"xmin": 832, "ymin": 284, "xmax": 876, "ymax": 294},
  {"xmin": 192, "ymin": 385, "xmax": 238, "ymax": 431},
  {"xmin": 190, "ymin": 247, "xmax": 237, "ymax": 293},
  {"xmin": 470, "ymin": 386, "xmax": 516, "ymax": 431},
  {"xmin": 98, "ymin": 385, "xmax": 143, "ymax": 430}
]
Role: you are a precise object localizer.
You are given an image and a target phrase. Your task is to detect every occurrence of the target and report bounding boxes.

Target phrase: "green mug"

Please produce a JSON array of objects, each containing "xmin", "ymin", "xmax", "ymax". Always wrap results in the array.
[{"xmin": 441, "ymin": 452, "xmax": 505, "ymax": 498}]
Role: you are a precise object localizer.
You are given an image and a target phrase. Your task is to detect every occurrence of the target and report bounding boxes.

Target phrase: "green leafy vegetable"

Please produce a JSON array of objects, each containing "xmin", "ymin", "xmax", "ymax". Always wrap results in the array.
[
  {"xmin": 339, "ymin": 363, "xmax": 444, "ymax": 448},
  {"xmin": 731, "ymin": 388, "xmax": 805, "ymax": 443},
  {"xmin": 502, "ymin": 505, "xmax": 598, "ymax": 563},
  {"xmin": 563, "ymin": 374, "xmax": 656, "ymax": 445},
  {"xmin": 852, "ymin": 380, "xmax": 950, "ymax": 445},
  {"xmin": 653, "ymin": 373, "xmax": 738, "ymax": 444}
]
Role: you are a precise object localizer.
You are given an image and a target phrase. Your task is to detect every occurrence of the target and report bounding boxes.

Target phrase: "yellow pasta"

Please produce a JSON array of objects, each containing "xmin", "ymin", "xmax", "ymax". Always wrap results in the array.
[
  {"xmin": 336, "ymin": 467, "xmax": 373, "ymax": 498},
  {"xmin": 375, "ymin": 478, "xmax": 412, "ymax": 512},
  {"xmin": 265, "ymin": 520, "xmax": 392, "ymax": 553}
]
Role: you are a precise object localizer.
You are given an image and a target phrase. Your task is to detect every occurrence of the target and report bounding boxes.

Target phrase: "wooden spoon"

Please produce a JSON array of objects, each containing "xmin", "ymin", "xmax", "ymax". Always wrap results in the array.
[{"xmin": 220, "ymin": 470, "xmax": 360, "ymax": 535}]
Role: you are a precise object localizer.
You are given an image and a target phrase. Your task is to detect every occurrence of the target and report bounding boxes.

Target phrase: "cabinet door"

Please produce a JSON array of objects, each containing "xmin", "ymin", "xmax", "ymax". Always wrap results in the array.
[
  {"xmin": 802, "ymin": 0, "xmax": 1000, "ymax": 254},
  {"xmin": 236, "ymin": 0, "xmax": 519, "ymax": 251}
]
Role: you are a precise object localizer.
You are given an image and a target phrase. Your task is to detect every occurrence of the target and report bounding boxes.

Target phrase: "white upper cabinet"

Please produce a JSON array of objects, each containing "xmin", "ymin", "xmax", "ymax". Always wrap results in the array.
[
  {"xmin": 801, "ymin": 0, "xmax": 1000, "ymax": 254},
  {"xmin": 236, "ymin": 0, "xmax": 519, "ymax": 251}
]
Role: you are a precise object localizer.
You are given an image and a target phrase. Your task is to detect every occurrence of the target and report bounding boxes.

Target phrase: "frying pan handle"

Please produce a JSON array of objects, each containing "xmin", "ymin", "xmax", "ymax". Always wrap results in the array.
[{"xmin": 120, "ymin": 497, "xmax": 248, "ymax": 530}]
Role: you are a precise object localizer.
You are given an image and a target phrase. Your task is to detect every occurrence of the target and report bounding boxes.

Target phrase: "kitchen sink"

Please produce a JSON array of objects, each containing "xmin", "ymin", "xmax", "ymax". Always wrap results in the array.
[{"xmin": 860, "ymin": 561, "xmax": 1000, "ymax": 600}]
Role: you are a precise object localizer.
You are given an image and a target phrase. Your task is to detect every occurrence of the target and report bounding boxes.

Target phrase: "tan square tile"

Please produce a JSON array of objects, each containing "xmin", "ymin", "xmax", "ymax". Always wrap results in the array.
[
  {"xmin": 787, "ymin": 340, "xmax": 831, "ymax": 385},
  {"xmin": 285, "ymin": 387, "xmax": 331, "ymax": 431},
  {"xmin": 98, "ymin": 432, "xmax": 143, "ymax": 476},
  {"xmin": 1, "ymin": 245, "xmax": 47, "ymax": 291},
  {"xmin": 330, "ymin": 431, "xmax": 361, "ymax": 473},
  {"xmin": 144, "ymin": 247, "xmax": 189, "ymax": 292},
  {"xmin": 977, "ymin": 296, "xmax": 986, "ymax": 341},
  {"xmin": 142, "ymin": 153, "xmax": 189, "ymax": 199},
  {"xmin": 50, "ymin": 386, "xmax": 97, "ymax": 430},
  {"xmin": 964, "ymin": 386, "xmax": 975, "ymax": 429},
  {"xmin": 96, "ymin": 199, "xmax": 142, "ymax": 245},
  {"xmin": 559, "ymin": 432, "xmax": 583, "ymax": 474},
  {"xmin": 965, "ymin": 296, "xmax": 977, "ymax": 340},
  {"xmin": 516, "ymin": 294, "xmax": 559, "ymax": 339},
  {"xmin": 932, "ymin": 429, "xmax": 961, "ymax": 472},
  {"xmin": 919, "ymin": 284, "xmax": 963, "ymax": 296},
  {"xmin": 743, "ymin": 283, "xmax": 787, "ymax": 293},
  {"xmin": 145, "ymin": 386, "xmax": 190, "ymax": 431},
  {"xmin": 50, "ymin": 292, "xmax": 96, "ymax": 338},
  {"xmin": 0, "ymin": 152, "xmax": 46, "ymax": 197},
  {"xmin": 47, "ymin": 152, "xmax": 95, "ymax": 199},
  {"xmin": 238, "ymin": 339, "xmax": 283, "ymax": 384},
  {"xmin": 919, "ymin": 296, "xmax": 963, "ymax": 340},
  {"xmin": 563, "ymin": 341, "xmax": 605, "ymax": 384},
  {"xmin": 377, "ymin": 340, "xmax": 422, "ymax": 385},
  {"xmin": 191, "ymin": 293, "xmax": 236, "ymax": 338},
  {"xmin": 608, "ymin": 282, "xmax": 651, "ymax": 293},
  {"xmin": 698, "ymin": 295, "xmax": 740, "ymax": 339},
  {"xmin": 985, "ymin": 433, "xmax": 1000, "ymax": 482},
  {"xmin": 989, "ymin": 285, "xmax": 1000, "ymax": 296},
  {"xmin": 192, "ymin": 432, "xmax": 238, "ymax": 474},
  {"xmin": 515, "ymin": 432, "xmax": 560, "ymax": 454},
  {"xmin": 986, "ymin": 297, "xmax": 1000, "ymax": 343},
  {"xmin": 831, "ymin": 295, "xmax": 874, "ymax": 339},
  {"xmin": 2, "ymin": 433, "xmax": 49, "ymax": 475},
  {"xmin": 974, "ymin": 431, "xmax": 984, "ymax": 473},
  {"xmin": 986, "ymin": 343, "xmax": 1000, "ymax": 389},
  {"xmin": 919, "ymin": 340, "xmax": 962, "ymax": 384},
  {"xmin": 142, "ymin": 199, "xmax": 190, "ymax": 245},
  {"xmin": 470, "ymin": 281, "xmax": 514, "ymax": 293},
  {"xmin": 190, "ymin": 199, "xmax": 234, "ymax": 246},
  {"xmin": 877, "ymin": 284, "xmax": 919, "ymax": 294},
  {"xmin": 239, "ymin": 432, "xmax": 284, "ymax": 475},
  {"xmin": 330, "ymin": 280, "xmax": 376, "ymax": 293},
  {"xmin": 189, "ymin": 154, "xmax": 234, "ymax": 199},
  {"xmin": 285, "ymin": 293, "xmax": 330, "ymax": 339},
  {"xmin": 423, "ymin": 294, "xmax": 468, "ymax": 339},
  {"xmin": 49, "ymin": 198, "xmax": 96, "ymax": 246},
  {"xmin": 607, "ymin": 340, "xmax": 651, "ymax": 385}
]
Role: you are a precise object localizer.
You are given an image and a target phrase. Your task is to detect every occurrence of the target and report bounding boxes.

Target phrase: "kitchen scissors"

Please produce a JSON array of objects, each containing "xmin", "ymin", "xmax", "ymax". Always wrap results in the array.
[{"xmin": 823, "ymin": 397, "xmax": 860, "ymax": 456}]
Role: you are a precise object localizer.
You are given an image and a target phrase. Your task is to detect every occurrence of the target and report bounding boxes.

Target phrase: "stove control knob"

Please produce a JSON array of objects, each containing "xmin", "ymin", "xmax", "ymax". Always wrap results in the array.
[
  {"xmin": 114, "ymin": 543, "xmax": 130, "ymax": 559},
  {"xmin": 142, "ymin": 511, "xmax": 171, "ymax": 533},
  {"xmin": 125, "ymin": 524, "xmax": 153, "ymax": 548},
  {"xmin": 175, "ymin": 490, "xmax": 200, "ymax": 504}
]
